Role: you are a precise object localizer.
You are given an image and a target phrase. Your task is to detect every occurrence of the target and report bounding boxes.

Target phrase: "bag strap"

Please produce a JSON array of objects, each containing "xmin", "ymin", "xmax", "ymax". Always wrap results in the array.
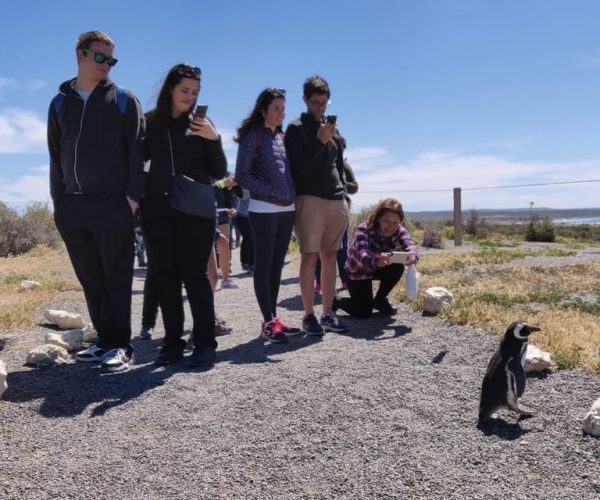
[
  {"xmin": 53, "ymin": 86, "xmax": 128, "ymax": 114},
  {"xmin": 167, "ymin": 129, "xmax": 175, "ymax": 176}
]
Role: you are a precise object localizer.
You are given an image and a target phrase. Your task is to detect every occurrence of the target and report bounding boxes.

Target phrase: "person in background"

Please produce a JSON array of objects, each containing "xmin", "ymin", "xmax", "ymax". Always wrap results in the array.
[
  {"xmin": 235, "ymin": 87, "xmax": 299, "ymax": 342},
  {"xmin": 285, "ymin": 75, "xmax": 350, "ymax": 336},
  {"xmin": 48, "ymin": 30, "xmax": 145, "ymax": 372},
  {"xmin": 140, "ymin": 63, "xmax": 226, "ymax": 368},
  {"xmin": 235, "ymin": 188, "xmax": 254, "ymax": 272},
  {"xmin": 134, "ymin": 226, "xmax": 148, "ymax": 267},
  {"xmin": 315, "ymin": 157, "xmax": 358, "ymax": 293},
  {"xmin": 214, "ymin": 173, "xmax": 240, "ymax": 289},
  {"xmin": 334, "ymin": 198, "xmax": 418, "ymax": 318}
]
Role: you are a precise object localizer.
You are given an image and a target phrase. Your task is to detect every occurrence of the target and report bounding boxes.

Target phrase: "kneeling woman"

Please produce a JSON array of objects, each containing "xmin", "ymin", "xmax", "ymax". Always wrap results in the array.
[
  {"xmin": 335, "ymin": 198, "xmax": 418, "ymax": 318},
  {"xmin": 141, "ymin": 63, "xmax": 227, "ymax": 367}
]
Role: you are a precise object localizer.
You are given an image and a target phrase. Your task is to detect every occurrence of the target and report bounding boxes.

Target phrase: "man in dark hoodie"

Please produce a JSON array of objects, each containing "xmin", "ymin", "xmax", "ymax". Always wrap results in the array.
[
  {"xmin": 285, "ymin": 75, "xmax": 350, "ymax": 336},
  {"xmin": 47, "ymin": 31, "xmax": 145, "ymax": 372}
]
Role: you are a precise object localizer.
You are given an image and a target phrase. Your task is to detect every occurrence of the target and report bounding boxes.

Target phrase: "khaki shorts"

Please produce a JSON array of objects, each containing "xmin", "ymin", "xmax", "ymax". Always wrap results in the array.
[{"xmin": 294, "ymin": 195, "xmax": 349, "ymax": 253}]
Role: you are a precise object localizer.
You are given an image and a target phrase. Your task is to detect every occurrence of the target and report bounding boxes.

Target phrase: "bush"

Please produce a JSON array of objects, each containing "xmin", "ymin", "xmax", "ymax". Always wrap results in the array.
[
  {"xmin": 0, "ymin": 202, "xmax": 61, "ymax": 257},
  {"xmin": 422, "ymin": 226, "xmax": 444, "ymax": 248},
  {"xmin": 464, "ymin": 208, "xmax": 489, "ymax": 238},
  {"xmin": 525, "ymin": 215, "xmax": 555, "ymax": 242}
]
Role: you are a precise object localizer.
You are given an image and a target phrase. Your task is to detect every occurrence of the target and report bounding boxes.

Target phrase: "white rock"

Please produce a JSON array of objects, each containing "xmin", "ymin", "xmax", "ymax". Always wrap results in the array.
[
  {"xmin": 524, "ymin": 344, "xmax": 554, "ymax": 373},
  {"xmin": 423, "ymin": 287, "xmax": 454, "ymax": 314},
  {"xmin": 26, "ymin": 344, "xmax": 69, "ymax": 367},
  {"xmin": 20, "ymin": 280, "xmax": 41, "ymax": 290},
  {"xmin": 82, "ymin": 324, "xmax": 98, "ymax": 343},
  {"xmin": 45, "ymin": 329, "xmax": 84, "ymax": 352},
  {"xmin": 582, "ymin": 397, "xmax": 600, "ymax": 437},
  {"xmin": 0, "ymin": 360, "xmax": 6, "ymax": 398},
  {"xmin": 43, "ymin": 309, "xmax": 85, "ymax": 330}
]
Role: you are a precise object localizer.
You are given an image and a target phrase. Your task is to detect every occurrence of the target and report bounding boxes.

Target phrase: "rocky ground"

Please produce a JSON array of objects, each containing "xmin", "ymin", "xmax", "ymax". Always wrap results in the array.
[{"xmin": 0, "ymin": 244, "xmax": 599, "ymax": 499}]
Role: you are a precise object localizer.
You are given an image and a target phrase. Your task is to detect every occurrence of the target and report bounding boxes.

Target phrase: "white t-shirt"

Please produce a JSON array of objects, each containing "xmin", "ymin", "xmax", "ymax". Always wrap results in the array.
[{"xmin": 249, "ymin": 199, "xmax": 295, "ymax": 213}]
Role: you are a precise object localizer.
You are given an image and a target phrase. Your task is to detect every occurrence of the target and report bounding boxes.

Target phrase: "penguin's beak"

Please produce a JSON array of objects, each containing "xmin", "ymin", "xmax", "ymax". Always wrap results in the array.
[{"xmin": 528, "ymin": 325, "xmax": 541, "ymax": 333}]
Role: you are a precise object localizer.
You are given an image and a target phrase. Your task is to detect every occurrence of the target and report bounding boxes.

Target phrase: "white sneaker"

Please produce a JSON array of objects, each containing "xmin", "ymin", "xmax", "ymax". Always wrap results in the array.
[
  {"xmin": 220, "ymin": 278, "xmax": 238, "ymax": 289},
  {"xmin": 101, "ymin": 347, "xmax": 135, "ymax": 372},
  {"xmin": 76, "ymin": 345, "xmax": 107, "ymax": 363}
]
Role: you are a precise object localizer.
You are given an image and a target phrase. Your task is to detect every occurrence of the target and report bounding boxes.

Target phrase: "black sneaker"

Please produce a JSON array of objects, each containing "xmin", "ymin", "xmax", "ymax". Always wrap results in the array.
[
  {"xmin": 101, "ymin": 347, "xmax": 135, "ymax": 372},
  {"xmin": 139, "ymin": 326, "xmax": 153, "ymax": 340},
  {"xmin": 187, "ymin": 347, "xmax": 216, "ymax": 370},
  {"xmin": 154, "ymin": 347, "xmax": 184, "ymax": 366},
  {"xmin": 373, "ymin": 296, "xmax": 397, "ymax": 315},
  {"xmin": 302, "ymin": 314, "xmax": 324, "ymax": 336}
]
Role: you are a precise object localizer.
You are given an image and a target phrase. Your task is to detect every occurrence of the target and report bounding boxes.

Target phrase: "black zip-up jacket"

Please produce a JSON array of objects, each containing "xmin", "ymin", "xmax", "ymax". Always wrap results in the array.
[
  {"xmin": 284, "ymin": 112, "xmax": 346, "ymax": 200},
  {"xmin": 47, "ymin": 78, "xmax": 145, "ymax": 204},
  {"xmin": 143, "ymin": 110, "xmax": 227, "ymax": 197}
]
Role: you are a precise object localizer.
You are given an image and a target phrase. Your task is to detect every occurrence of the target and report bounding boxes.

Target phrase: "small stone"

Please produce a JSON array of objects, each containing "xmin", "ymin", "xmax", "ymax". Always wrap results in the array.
[
  {"xmin": 524, "ymin": 344, "xmax": 554, "ymax": 373},
  {"xmin": 20, "ymin": 280, "xmax": 41, "ymax": 290},
  {"xmin": 43, "ymin": 309, "xmax": 85, "ymax": 330},
  {"xmin": 26, "ymin": 344, "xmax": 69, "ymax": 367},
  {"xmin": 582, "ymin": 396, "xmax": 600, "ymax": 437},
  {"xmin": 45, "ymin": 329, "xmax": 84, "ymax": 352},
  {"xmin": 82, "ymin": 324, "xmax": 98, "ymax": 343},
  {"xmin": 423, "ymin": 287, "xmax": 454, "ymax": 314}
]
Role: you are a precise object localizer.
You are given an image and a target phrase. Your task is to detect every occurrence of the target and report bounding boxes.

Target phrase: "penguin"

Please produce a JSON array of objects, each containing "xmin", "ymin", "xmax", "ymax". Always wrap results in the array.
[{"xmin": 478, "ymin": 320, "xmax": 541, "ymax": 425}]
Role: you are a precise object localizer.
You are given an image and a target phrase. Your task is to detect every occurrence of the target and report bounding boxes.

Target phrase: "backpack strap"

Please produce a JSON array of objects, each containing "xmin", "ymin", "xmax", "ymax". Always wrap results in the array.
[{"xmin": 52, "ymin": 87, "xmax": 127, "ymax": 114}]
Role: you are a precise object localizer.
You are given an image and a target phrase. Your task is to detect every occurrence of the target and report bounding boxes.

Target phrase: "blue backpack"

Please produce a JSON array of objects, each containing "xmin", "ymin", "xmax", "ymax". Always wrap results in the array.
[{"xmin": 53, "ymin": 86, "xmax": 128, "ymax": 114}]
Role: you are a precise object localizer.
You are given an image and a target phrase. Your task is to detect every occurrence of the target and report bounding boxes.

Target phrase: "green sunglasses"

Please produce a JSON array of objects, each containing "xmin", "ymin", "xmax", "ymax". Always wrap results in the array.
[{"xmin": 82, "ymin": 48, "xmax": 118, "ymax": 67}]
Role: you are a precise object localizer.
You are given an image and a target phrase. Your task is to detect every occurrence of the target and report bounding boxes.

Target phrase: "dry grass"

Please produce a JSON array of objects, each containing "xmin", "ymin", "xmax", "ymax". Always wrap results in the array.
[
  {"xmin": 0, "ymin": 245, "xmax": 81, "ymax": 330},
  {"xmin": 392, "ymin": 246, "xmax": 600, "ymax": 372}
]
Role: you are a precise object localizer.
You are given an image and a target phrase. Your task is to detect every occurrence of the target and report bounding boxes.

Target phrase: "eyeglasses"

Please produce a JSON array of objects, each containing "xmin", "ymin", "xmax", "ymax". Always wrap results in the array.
[
  {"xmin": 175, "ymin": 64, "xmax": 202, "ymax": 80},
  {"xmin": 267, "ymin": 87, "xmax": 286, "ymax": 97},
  {"xmin": 82, "ymin": 48, "xmax": 118, "ymax": 67}
]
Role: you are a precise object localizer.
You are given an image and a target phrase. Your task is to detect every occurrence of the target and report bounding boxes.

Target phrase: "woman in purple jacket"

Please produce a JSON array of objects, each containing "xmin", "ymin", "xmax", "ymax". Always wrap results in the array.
[
  {"xmin": 235, "ymin": 88, "xmax": 300, "ymax": 342},
  {"xmin": 335, "ymin": 198, "xmax": 419, "ymax": 318}
]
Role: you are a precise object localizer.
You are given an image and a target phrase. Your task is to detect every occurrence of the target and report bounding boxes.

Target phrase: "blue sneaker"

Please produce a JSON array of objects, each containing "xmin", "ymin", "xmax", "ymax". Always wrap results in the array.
[
  {"xmin": 320, "ymin": 312, "xmax": 348, "ymax": 333},
  {"xmin": 302, "ymin": 314, "xmax": 324, "ymax": 336}
]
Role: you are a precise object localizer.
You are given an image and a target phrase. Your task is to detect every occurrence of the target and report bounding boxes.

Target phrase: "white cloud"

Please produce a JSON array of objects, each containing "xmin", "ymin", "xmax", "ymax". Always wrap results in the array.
[
  {"xmin": 24, "ymin": 80, "xmax": 48, "ymax": 91},
  {"xmin": 0, "ymin": 78, "xmax": 16, "ymax": 90},
  {"xmin": 0, "ymin": 109, "xmax": 47, "ymax": 154},
  {"xmin": 0, "ymin": 77, "xmax": 47, "ymax": 92},
  {"xmin": 0, "ymin": 164, "xmax": 51, "ymax": 204},
  {"xmin": 347, "ymin": 148, "xmax": 600, "ymax": 211}
]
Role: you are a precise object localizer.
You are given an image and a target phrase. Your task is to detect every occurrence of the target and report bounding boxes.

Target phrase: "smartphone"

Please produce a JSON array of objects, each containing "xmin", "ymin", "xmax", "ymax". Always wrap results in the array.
[
  {"xmin": 194, "ymin": 104, "xmax": 208, "ymax": 120},
  {"xmin": 389, "ymin": 251, "xmax": 412, "ymax": 265},
  {"xmin": 326, "ymin": 114, "xmax": 337, "ymax": 125}
]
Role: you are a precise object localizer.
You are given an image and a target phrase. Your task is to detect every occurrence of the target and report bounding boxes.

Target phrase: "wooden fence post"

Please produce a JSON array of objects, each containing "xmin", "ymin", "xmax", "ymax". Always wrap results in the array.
[{"xmin": 453, "ymin": 187, "xmax": 462, "ymax": 246}]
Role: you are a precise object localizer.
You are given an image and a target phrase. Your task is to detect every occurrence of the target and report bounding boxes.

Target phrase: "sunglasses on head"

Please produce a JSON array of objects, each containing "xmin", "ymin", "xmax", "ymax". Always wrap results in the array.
[
  {"xmin": 176, "ymin": 64, "xmax": 202, "ymax": 79},
  {"xmin": 82, "ymin": 48, "xmax": 118, "ymax": 67},
  {"xmin": 266, "ymin": 87, "xmax": 286, "ymax": 98}
]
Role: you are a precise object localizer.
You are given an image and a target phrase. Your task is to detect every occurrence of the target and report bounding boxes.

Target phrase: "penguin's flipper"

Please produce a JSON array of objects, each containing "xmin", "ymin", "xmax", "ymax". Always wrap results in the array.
[{"xmin": 507, "ymin": 356, "xmax": 526, "ymax": 397}]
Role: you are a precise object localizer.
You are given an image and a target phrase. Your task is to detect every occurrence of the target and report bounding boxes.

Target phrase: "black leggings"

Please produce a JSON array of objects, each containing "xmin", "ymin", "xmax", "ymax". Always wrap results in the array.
[
  {"xmin": 249, "ymin": 211, "xmax": 295, "ymax": 322},
  {"xmin": 337, "ymin": 264, "xmax": 404, "ymax": 318},
  {"xmin": 236, "ymin": 215, "xmax": 254, "ymax": 267}
]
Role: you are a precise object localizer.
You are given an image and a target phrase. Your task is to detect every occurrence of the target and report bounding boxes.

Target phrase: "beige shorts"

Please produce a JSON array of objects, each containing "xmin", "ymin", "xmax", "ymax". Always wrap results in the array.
[{"xmin": 294, "ymin": 195, "xmax": 349, "ymax": 253}]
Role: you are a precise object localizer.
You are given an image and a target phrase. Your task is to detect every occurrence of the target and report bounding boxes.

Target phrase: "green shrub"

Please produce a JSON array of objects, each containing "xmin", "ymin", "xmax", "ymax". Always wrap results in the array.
[
  {"xmin": 552, "ymin": 346, "xmax": 583, "ymax": 370},
  {"xmin": 0, "ymin": 202, "xmax": 61, "ymax": 257},
  {"xmin": 422, "ymin": 226, "xmax": 444, "ymax": 249},
  {"xmin": 525, "ymin": 215, "xmax": 555, "ymax": 242}
]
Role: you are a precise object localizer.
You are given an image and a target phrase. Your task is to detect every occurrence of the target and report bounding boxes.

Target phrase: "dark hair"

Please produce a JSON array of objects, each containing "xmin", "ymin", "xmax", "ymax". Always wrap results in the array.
[
  {"xmin": 148, "ymin": 63, "xmax": 201, "ymax": 129},
  {"xmin": 76, "ymin": 31, "xmax": 114, "ymax": 50},
  {"xmin": 367, "ymin": 198, "xmax": 405, "ymax": 231},
  {"xmin": 303, "ymin": 75, "xmax": 330, "ymax": 99},
  {"xmin": 234, "ymin": 88, "xmax": 286, "ymax": 143}
]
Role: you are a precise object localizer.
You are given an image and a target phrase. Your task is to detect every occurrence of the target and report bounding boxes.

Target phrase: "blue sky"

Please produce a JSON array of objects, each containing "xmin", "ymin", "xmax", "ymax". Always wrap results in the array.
[{"xmin": 1, "ymin": 0, "xmax": 599, "ymax": 212}]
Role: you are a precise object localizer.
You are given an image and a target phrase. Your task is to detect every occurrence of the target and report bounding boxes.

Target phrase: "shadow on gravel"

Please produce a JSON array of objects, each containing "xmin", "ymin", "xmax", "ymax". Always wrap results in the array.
[
  {"xmin": 476, "ymin": 419, "xmax": 531, "ymax": 440},
  {"xmin": 335, "ymin": 315, "xmax": 412, "ymax": 341},
  {"xmin": 217, "ymin": 334, "xmax": 322, "ymax": 365},
  {"xmin": 2, "ymin": 338, "xmax": 175, "ymax": 419},
  {"xmin": 278, "ymin": 294, "xmax": 321, "ymax": 311}
]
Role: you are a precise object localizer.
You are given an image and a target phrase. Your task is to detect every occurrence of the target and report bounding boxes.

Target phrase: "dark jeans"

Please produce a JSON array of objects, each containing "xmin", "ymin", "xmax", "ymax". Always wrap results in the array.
[
  {"xmin": 316, "ymin": 225, "xmax": 349, "ymax": 285},
  {"xmin": 142, "ymin": 196, "xmax": 217, "ymax": 352},
  {"xmin": 141, "ymin": 262, "xmax": 159, "ymax": 329},
  {"xmin": 337, "ymin": 264, "xmax": 404, "ymax": 318},
  {"xmin": 249, "ymin": 211, "xmax": 295, "ymax": 322},
  {"xmin": 54, "ymin": 193, "xmax": 135, "ymax": 349},
  {"xmin": 236, "ymin": 215, "xmax": 254, "ymax": 267}
]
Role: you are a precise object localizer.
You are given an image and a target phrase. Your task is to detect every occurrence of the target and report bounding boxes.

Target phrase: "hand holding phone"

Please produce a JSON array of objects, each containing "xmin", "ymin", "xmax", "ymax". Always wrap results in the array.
[
  {"xmin": 389, "ymin": 251, "xmax": 412, "ymax": 265},
  {"xmin": 326, "ymin": 114, "xmax": 337, "ymax": 125},
  {"xmin": 194, "ymin": 104, "xmax": 208, "ymax": 120}
]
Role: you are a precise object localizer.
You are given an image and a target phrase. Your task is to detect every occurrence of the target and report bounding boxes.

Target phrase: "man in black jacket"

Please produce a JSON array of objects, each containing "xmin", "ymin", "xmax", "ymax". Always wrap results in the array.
[
  {"xmin": 285, "ymin": 75, "xmax": 350, "ymax": 336},
  {"xmin": 47, "ymin": 31, "xmax": 145, "ymax": 372}
]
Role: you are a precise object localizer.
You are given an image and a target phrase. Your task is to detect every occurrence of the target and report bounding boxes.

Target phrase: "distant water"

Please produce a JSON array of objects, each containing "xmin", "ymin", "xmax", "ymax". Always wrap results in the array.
[{"xmin": 552, "ymin": 217, "xmax": 600, "ymax": 225}]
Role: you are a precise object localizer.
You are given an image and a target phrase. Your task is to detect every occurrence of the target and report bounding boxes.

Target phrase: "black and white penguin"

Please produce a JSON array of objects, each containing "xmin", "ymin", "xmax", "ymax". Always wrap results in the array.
[{"xmin": 478, "ymin": 320, "xmax": 541, "ymax": 424}]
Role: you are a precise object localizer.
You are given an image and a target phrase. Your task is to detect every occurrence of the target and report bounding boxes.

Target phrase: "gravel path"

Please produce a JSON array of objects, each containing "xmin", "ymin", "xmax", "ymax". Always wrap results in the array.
[{"xmin": 1, "ymin": 245, "xmax": 599, "ymax": 499}]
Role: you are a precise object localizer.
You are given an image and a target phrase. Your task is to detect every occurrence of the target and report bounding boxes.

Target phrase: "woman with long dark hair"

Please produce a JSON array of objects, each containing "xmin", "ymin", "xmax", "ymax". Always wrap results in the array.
[
  {"xmin": 141, "ymin": 63, "xmax": 226, "ymax": 368},
  {"xmin": 235, "ymin": 88, "xmax": 299, "ymax": 342}
]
